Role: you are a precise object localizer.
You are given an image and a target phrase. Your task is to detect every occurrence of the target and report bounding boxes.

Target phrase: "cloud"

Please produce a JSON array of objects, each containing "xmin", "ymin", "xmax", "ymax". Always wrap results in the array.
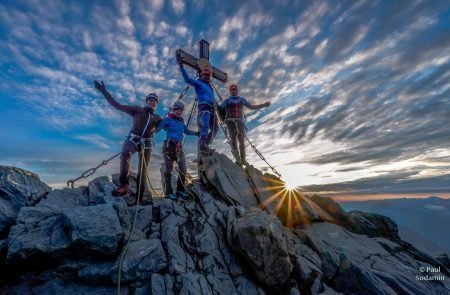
[
  {"xmin": 171, "ymin": 0, "xmax": 185, "ymax": 14},
  {"xmin": 1, "ymin": 0, "xmax": 449, "ymax": 196}
]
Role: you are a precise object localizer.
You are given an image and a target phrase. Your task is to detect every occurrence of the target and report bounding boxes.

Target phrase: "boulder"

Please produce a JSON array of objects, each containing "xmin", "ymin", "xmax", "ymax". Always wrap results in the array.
[
  {"xmin": 7, "ymin": 206, "xmax": 70, "ymax": 262},
  {"xmin": 202, "ymin": 152, "xmax": 259, "ymax": 208},
  {"xmin": 0, "ymin": 166, "xmax": 51, "ymax": 235},
  {"xmin": 63, "ymin": 204, "xmax": 124, "ymax": 255},
  {"xmin": 111, "ymin": 239, "xmax": 167, "ymax": 283},
  {"xmin": 227, "ymin": 207, "xmax": 293, "ymax": 286}
]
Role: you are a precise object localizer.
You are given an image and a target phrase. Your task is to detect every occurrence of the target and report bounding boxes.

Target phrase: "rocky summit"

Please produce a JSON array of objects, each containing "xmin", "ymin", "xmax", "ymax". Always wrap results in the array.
[{"xmin": 0, "ymin": 153, "xmax": 449, "ymax": 294}]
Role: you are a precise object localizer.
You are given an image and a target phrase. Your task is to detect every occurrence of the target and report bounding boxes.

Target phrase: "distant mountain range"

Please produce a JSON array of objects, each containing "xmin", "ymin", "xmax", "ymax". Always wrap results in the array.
[{"xmin": 339, "ymin": 196, "xmax": 450, "ymax": 255}]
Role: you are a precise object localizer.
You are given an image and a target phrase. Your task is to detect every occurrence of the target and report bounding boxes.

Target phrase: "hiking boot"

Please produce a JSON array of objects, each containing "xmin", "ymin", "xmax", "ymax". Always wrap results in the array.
[
  {"xmin": 165, "ymin": 193, "xmax": 178, "ymax": 200},
  {"xmin": 112, "ymin": 184, "xmax": 129, "ymax": 196},
  {"xmin": 177, "ymin": 191, "xmax": 190, "ymax": 200}
]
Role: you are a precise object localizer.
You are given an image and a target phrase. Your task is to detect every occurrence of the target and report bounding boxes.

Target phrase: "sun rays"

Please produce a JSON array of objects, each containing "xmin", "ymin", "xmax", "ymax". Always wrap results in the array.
[{"xmin": 260, "ymin": 176, "xmax": 309, "ymax": 228}]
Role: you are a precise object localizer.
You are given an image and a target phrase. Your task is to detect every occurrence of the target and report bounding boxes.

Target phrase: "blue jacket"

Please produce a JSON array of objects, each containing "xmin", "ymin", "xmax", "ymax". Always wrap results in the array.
[
  {"xmin": 156, "ymin": 113, "xmax": 199, "ymax": 142},
  {"xmin": 179, "ymin": 64, "xmax": 215, "ymax": 106}
]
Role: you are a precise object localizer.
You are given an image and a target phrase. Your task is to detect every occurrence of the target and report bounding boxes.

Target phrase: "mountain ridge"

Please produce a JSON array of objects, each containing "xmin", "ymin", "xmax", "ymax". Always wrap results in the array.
[{"xmin": 0, "ymin": 154, "xmax": 449, "ymax": 294}]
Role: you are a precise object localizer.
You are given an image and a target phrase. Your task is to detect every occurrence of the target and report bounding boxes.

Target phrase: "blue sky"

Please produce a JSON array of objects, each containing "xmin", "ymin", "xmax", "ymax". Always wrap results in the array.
[{"xmin": 1, "ymin": 0, "xmax": 449, "ymax": 198}]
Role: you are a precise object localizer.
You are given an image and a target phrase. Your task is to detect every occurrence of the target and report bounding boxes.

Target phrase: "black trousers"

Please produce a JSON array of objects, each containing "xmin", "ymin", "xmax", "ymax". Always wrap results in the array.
[
  {"xmin": 119, "ymin": 140, "xmax": 152, "ymax": 198},
  {"xmin": 162, "ymin": 141, "xmax": 187, "ymax": 195},
  {"xmin": 226, "ymin": 120, "xmax": 246, "ymax": 162}
]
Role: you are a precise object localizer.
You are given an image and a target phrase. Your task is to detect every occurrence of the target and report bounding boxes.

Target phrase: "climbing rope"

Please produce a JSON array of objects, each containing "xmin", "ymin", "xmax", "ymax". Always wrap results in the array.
[{"xmin": 117, "ymin": 144, "xmax": 146, "ymax": 295}]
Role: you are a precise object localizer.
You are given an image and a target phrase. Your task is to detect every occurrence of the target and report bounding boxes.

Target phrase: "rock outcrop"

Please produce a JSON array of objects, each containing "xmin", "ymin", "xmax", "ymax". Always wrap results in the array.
[{"xmin": 0, "ymin": 155, "xmax": 449, "ymax": 294}]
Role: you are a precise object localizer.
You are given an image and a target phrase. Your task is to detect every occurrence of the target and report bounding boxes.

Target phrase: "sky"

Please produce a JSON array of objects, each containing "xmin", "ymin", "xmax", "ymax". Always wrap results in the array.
[{"xmin": 1, "ymin": 0, "xmax": 449, "ymax": 199}]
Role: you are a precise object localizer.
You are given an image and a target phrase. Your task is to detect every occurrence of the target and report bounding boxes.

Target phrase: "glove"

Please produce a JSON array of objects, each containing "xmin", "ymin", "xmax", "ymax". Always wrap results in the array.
[
  {"xmin": 264, "ymin": 102, "xmax": 271, "ymax": 107},
  {"xmin": 176, "ymin": 50, "xmax": 182, "ymax": 65},
  {"xmin": 94, "ymin": 80, "xmax": 107, "ymax": 94}
]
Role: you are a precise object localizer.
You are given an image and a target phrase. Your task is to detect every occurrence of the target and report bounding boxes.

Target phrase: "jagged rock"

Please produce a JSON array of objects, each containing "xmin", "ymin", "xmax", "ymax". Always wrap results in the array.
[
  {"xmin": 346, "ymin": 210, "xmax": 400, "ymax": 241},
  {"xmin": 284, "ymin": 228, "xmax": 323, "ymax": 290},
  {"xmin": 36, "ymin": 187, "xmax": 89, "ymax": 210},
  {"xmin": 300, "ymin": 222, "xmax": 450, "ymax": 294},
  {"xmin": 0, "ymin": 166, "xmax": 51, "ymax": 235},
  {"xmin": 87, "ymin": 175, "xmax": 117, "ymax": 205},
  {"xmin": 8, "ymin": 278, "xmax": 127, "ymax": 295},
  {"xmin": 7, "ymin": 206, "xmax": 70, "ymax": 262},
  {"xmin": 202, "ymin": 152, "xmax": 259, "ymax": 208},
  {"xmin": 0, "ymin": 198, "xmax": 16, "ymax": 236},
  {"xmin": 434, "ymin": 253, "xmax": 450, "ymax": 269},
  {"xmin": 227, "ymin": 207, "xmax": 293, "ymax": 287},
  {"xmin": 309, "ymin": 194, "xmax": 348, "ymax": 221},
  {"xmin": 111, "ymin": 239, "xmax": 167, "ymax": 283},
  {"xmin": 177, "ymin": 273, "xmax": 213, "ymax": 294},
  {"xmin": 77, "ymin": 261, "xmax": 115, "ymax": 284},
  {"xmin": 2, "ymin": 159, "xmax": 450, "ymax": 294},
  {"xmin": 63, "ymin": 204, "xmax": 123, "ymax": 254},
  {"xmin": 309, "ymin": 194, "xmax": 403, "ymax": 242}
]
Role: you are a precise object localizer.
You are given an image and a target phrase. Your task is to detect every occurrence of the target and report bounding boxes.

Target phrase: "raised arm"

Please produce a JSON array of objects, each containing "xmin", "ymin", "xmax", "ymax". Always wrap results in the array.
[
  {"xmin": 242, "ymin": 97, "xmax": 271, "ymax": 110},
  {"xmin": 94, "ymin": 80, "xmax": 137, "ymax": 116},
  {"xmin": 179, "ymin": 64, "xmax": 199, "ymax": 87}
]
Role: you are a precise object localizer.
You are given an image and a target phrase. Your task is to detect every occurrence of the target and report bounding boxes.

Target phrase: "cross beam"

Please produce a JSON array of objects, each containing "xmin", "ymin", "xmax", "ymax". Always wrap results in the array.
[{"xmin": 176, "ymin": 39, "xmax": 228, "ymax": 83}]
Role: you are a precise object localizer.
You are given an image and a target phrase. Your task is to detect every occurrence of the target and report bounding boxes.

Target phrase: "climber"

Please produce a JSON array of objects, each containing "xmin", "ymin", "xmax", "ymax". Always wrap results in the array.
[
  {"xmin": 156, "ymin": 101, "xmax": 199, "ymax": 200},
  {"xmin": 219, "ymin": 83, "xmax": 270, "ymax": 166},
  {"xmin": 94, "ymin": 81, "xmax": 161, "ymax": 201},
  {"xmin": 177, "ymin": 53, "xmax": 219, "ymax": 159}
]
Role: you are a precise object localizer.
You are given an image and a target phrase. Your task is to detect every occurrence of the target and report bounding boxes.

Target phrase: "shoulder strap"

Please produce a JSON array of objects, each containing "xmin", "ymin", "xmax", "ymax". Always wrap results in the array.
[{"xmin": 141, "ymin": 111, "xmax": 152, "ymax": 137}]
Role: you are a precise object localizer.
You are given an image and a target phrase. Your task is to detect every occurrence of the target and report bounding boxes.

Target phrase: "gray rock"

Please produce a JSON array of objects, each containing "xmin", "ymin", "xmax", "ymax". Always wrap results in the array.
[
  {"xmin": 87, "ymin": 176, "xmax": 117, "ymax": 205},
  {"xmin": 202, "ymin": 152, "xmax": 259, "ymax": 208},
  {"xmin": 434, "ymin": 253, "xmax": 450, "ymax": 269},
  {"xmin": 301, "ymin": 222, "xmax": 450, "ymax": 294},
  {"xmin": 0, "ymin": 166, "xmax": 51, "ymax": 234},
  {"xmin": 0, "ymin": 166, "xmax": 51, "ymax": 208},
  {"xmin": 233, "ymin": 275, "xmax": 266, "ymax": 295},
  {"xmin": 112, "ymin": 239, "xmax": 167, "ymax": 283},
  {"xmin": 77, "ymin": 262, "xmax": 115, "ymax": 284},
  {"xmin": 36, "ymin": 187, "xmax": 88, "ymax": 210},
  {"xmin": 177, "ymin": 273, "xmax": 213, "ymax": 295},
  {"xmin": 0, "ymin": 198, "xmax": 16, "ymax": 234},
  {"xmin": 127, "ymin": 205, "xmax": 152, "ymax": 234},
  {"xmin": 228, "ymin": 208, "xmax": 293, "ymax": 286},
  {"xmin": 346, "ymin": 210, "xmax": 400, "ymax": 241},
  {"xmin": 0, "ymin": 239, "xmax": 8, "ymax": 252},
  {"xmin": 7, "ymin": 206, "xmax": 70, "ymax": 262},
  {"xmin": 63, "ymin": 204, "xmax": 123, "ymax": 254},
  {"xmin": 30, "ymin": 278, "xmax": 126, "ymax": 295}
]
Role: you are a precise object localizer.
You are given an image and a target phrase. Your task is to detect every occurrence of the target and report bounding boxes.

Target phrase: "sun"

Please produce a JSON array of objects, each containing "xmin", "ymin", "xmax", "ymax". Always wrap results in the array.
[{"xmin": 283, "ymin": 179, "xmax": 299, "ymax": 191}]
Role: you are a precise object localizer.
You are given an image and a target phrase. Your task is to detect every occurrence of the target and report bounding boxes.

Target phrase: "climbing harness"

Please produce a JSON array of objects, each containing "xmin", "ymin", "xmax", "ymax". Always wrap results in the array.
[{"xmin": 210, "ymin": 82, "xmax": 282, "ymax": 178}]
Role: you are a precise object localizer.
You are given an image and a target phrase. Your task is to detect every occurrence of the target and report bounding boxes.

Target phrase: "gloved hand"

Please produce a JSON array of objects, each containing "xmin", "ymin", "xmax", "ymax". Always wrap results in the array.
[
  {"xmin": 264, "ymin": 102, "xmax": 271, "ymax": 107},
  {"xmin": 176, "ymin": 50, "xmax": 182, "ymax": 65},
  {"xmin": 94, "ymin": 80, "xmax": 107, "ymax": 94}
]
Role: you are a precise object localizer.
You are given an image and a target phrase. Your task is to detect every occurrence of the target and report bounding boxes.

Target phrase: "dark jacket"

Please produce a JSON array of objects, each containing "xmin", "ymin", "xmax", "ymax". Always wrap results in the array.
[{"xmin": 104, "ymin": 92, "xmax": 161, "ymax": 138}]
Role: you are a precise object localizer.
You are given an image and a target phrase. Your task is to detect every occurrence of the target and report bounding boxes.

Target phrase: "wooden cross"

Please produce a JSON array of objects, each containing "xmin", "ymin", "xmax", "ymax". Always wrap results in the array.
[{"xmin": 176, "ymin": 39, "xmax": 228, "ymax": 83}]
